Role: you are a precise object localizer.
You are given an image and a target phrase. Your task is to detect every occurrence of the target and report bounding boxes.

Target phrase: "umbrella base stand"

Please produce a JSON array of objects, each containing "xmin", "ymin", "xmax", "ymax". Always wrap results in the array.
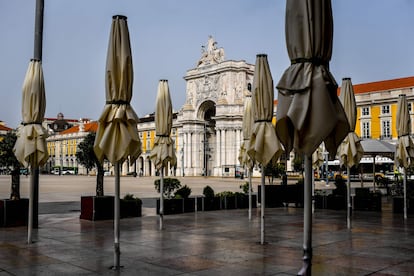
[
  {"xmin": 298, "ymin": 250, "xmax": 312, "ymax": 275},
  {"xmin": 110, "ymin": 242, "xmax": 123, "ymax": 270}
]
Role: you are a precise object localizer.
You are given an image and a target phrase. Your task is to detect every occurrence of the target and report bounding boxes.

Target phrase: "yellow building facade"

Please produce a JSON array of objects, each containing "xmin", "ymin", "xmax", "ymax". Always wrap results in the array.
[{"xmin": 351, "ymin": 76, "xmax": 414, "ymax": 141}]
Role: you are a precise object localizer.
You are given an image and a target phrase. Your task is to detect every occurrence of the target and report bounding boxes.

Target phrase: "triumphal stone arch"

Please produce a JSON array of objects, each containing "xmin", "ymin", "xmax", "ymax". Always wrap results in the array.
[{"xmin": 176, "ymin": 36, "xmax": 254, "ymax": 177}]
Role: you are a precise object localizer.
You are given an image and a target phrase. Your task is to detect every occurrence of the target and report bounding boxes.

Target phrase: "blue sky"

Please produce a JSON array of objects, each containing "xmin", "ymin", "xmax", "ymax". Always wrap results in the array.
[{"xmin": 1, "ymin": 0, "xmax": 414, "ymax": 128}]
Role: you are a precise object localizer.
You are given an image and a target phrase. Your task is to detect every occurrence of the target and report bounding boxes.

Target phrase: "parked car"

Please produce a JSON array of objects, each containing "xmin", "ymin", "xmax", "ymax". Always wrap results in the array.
[
  {"xmin": 20, "ymin": 168, "xmax": 29, "ymax": 175},
  {"xmin": 62, "ymin": 170, "xmax": 75, "ymax": 175},
  {"xmin": 52, "ymin": 168, "xmax": 60, "ymax": 175},
  {"xmin": 127, "ymin": 172, "xmax": 137, "ymax": 177}
]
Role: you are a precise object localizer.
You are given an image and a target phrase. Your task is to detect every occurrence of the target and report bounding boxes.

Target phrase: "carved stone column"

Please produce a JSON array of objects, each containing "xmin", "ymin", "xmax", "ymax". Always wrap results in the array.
[
  {"xmin": 195, "ymin": 130, "xmax": 201, "ymax": 173},
  {"xmin": 216, "ymin": 129, "xmax": 221, "ymax": 168},
  {"xmin": 184, "ymin": 132, "xmax": 189, "ymax": 173},
  {"xmin": 221, "ymin": 129, "xmax": 226, "ymax": 165}
]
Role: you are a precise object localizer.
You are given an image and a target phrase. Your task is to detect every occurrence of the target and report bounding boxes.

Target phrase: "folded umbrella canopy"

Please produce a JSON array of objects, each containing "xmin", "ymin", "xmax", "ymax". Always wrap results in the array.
[
  {"xmin": 337, "ymin": 78, "xmax": 364, "ymax": 229},
  {"xmin": 239, "ymin": 95, "xmax": 254, "ymax": 170},
  {"xmin": 150, "ymin": 79, "xmax": 176, "ymax": 230},
  {"xmin": 14, "ymin": 59, "xmax": 49, "ymax": 244},
  {"xmin": 238, "ymin": 95, "xmax": 254, "ymax": 220},
  {"xmin": 247, "ymin": 54, "xmax": 283, "ymax": 245},
  {"xmin": 396, "ymin": 94, "xmax": 414, "ymax": 220},
  {"xmin": 275, "ymin": 1, "xmax": 349, "ymax": 274},
  {"xmin": 94, "ymin": 15, "xmax": 141, "ymax": 269},
  {"xmin": 14, "ymin": 60, "xmax": 48, "ymax": 167}
]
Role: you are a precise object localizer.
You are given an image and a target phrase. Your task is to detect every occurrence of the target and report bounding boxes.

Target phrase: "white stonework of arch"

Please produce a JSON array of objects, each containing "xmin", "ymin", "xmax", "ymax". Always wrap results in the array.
[{"xmin": 176, "ymin": 37, "xmax": 254, "ymax": 177}]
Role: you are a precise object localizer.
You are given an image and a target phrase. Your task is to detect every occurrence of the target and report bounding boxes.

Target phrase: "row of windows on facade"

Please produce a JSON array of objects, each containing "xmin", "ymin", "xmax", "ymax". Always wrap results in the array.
[
  {"xmin": 359, "ymin": 102, "xmax": 413, "ymax": 139},
  {"xmin": 361, "ymin": 121, "xmax": 392, "ymax": 139},
  {"xmin": 361, "ymin": 102, "xmax": 412, "ymax": 116}
]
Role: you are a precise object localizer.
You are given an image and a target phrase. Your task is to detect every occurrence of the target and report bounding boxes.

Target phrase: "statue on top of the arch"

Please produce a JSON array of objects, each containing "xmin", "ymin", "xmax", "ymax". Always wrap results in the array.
[{"xmin": 197, "ymin": 35, "xmax": 225, "ymax": 67}]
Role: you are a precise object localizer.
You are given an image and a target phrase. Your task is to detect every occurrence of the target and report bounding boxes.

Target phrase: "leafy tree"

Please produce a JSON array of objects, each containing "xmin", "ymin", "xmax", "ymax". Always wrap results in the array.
[
  {"xmin": 264, "ymin": 162, "xmax": 285, "ymax": 184},
  {"xmin": 0, "ymin": 132, "xmax": 21, "ymax": 199},
  {"xmin": 154, "ymin": 178, "xmax": 181, "ymax": 199},
  {"xmin": 76, "ymin": 132, "xmax": 104, "ymax": 196},
  {"xmin": 293, "ymin": 154, "xmax": 304, "ymax": 173}
]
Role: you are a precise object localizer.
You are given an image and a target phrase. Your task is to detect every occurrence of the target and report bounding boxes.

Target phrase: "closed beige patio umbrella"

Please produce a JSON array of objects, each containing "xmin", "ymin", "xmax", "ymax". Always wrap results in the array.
[
  {"xmin": 94, "ymin": 15, "xmax": 141, "ymax": 269},
  {"xmin": 337, "ymin": 78, "xmax": 364, "ymax": 229},
  {"xmin": 275, "ymin": 1, "xmax": 349, "ymax": 274},
  {"xmin": 238, "ymin": 94, "xmax": 254, "ymax": 220},
  {"xmin": 247, "ymin": 54, "xmax": 283, "ymax": 245},
  {"xmin": 150, "ymin": 79, "xmax": 176, "ymax": 230},
  {"xmin": 14, "ymin": 59, "xmax": 49, "ymax": 244},
  {"xmin": 396, "ymin": 94, "xmax": 414, "ymax": 220}
]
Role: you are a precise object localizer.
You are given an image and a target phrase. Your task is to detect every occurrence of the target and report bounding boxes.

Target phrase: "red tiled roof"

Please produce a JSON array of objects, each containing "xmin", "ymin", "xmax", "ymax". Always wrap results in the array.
[
  {"xmin": 60, "ymin": 121, "xmax": 98, "ymax": 134},
  {"xmin": 0, "ymin": 124, "xmax": 12, "ymax": 131},
  {"xmin": 338, "ymin": 76, "xmax": 414, "ymax": 95}
]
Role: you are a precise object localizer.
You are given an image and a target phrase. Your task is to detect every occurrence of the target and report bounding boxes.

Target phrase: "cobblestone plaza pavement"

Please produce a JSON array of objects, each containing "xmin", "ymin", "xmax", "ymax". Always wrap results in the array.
[{"xmin": 1, "ymin": 176, "xmax": 414, "ymax": 275}]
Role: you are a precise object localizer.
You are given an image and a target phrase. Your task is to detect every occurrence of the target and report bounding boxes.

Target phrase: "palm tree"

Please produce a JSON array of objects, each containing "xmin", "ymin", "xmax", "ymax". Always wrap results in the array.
[
  {"xmin": 0, "ymin": 132, "xmax": 21, "ymax": 199},
  {"xmin": 76, "ymin": 132, "xmax": 104, "ymax": 196}
]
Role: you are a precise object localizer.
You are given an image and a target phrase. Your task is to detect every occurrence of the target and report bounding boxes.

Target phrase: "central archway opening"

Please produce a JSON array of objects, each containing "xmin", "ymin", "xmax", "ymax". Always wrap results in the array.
[{"xmin": 197, "ymin": 100, "xmax": 216, "ymax": 176}]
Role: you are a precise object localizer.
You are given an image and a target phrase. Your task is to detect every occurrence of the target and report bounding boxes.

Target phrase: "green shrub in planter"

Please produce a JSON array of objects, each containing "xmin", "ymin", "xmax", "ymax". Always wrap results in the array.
[
  {"xmin": 175, "ymin": 185, "xmax": 192, "ymax": 199},
  {"xmin": 203, "ymin": 185, "xmax": 215, "ymax": 198},
  {"xmin": 216, "ymin": 191, "xmax": 235, "ymax": 198}
]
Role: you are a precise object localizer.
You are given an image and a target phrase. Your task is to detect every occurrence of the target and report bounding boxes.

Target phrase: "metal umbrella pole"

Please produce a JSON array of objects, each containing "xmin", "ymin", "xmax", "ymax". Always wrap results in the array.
[
  {"xmin": 404, "ymin": 168, "xmax": 407, "ymax": 220},
  {"xmin": 28, "ymin": 155, "xmax": 37, "ymax": 244},
  {"xmin": 31, "ymin": 0, "xmax": 44, "ymax": 237},
  {"xmin": 298, "ymin": 155, "xmax": 313, "ymax": 275},
  {"xmin": 160, "ymin": 168, "xmax": 164, "ymax": 230},
  {"xmin": 248, "ymin": 168, "xmax": 253, "ymax": 220},
  {"xmin": 347, "ymin": 166, "xmax": 352, "ymax": 229},
  {"xmin": 260, "ymin": 169, "xmax": 265, "ymax": 244},
  {"xmin": 113, "ymin": 162, "xmax": 121, "ymax": 269}
]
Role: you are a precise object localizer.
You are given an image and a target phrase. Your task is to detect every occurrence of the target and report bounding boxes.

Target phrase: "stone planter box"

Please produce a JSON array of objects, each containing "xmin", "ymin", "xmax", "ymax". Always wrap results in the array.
[
  {"xmin": 326, "ymin": 195, "xmax": 346, "ymax": 210},
  {"xmin": 314, "ymin": 195, "xmax": 327, "ymax": 209},
  {"xmin": 0, "ymin": 198, "xmax": 29, "ymax": 227},
  {"xmin": 258, "ymin": 185, "xmax": 303, "ymax": 208},
  {"xmin": 80, "ymin": 196, "xmax": 142, "ymax": 220},
  {"xmin": 353, "ymin": 188, "xmax": 382, "ymax": 211},
  {"xmin": 221, "ymin": 196, "xmax": 237, "ymax": 209},
  {"xmin": 120, "ymin": 199, "xmax": 142, "ymax": 218},
  {"xmin": 155, "ymin": 196, "xmax": 256, "ymax": 215},
  {"xmin": 202, "ymin": 197, "xmax": 221, "ymax": 211},
  {"xmin": 392, "ymin": 197, "xmax": 414, "ymax": 214},
  {"xmin": 157, "ymin": 198, "xmax": 184, "ymax": 215},
  {"xmin": 156, "ymin": 198, "xmax": 202, "ymax": 215},
  {"xmin": 235, "ymin": 194, "xmax": 257, "ymax": 209}
]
